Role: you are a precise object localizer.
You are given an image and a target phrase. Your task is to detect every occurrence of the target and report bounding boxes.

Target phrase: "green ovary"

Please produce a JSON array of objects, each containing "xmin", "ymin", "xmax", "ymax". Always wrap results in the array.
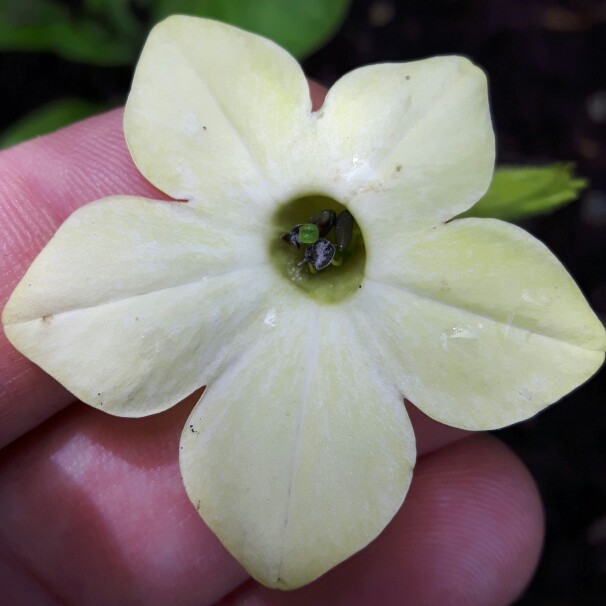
[{"xmin": 269, "ymin": 195, "xmax": 366, "ymax": 304}]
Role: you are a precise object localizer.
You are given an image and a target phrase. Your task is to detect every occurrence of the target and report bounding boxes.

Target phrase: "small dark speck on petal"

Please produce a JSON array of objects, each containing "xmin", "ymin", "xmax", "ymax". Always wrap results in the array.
[
  {"xmin": 406, "ymin": 75, "xmax": 410, "ymax": 80},
  {"xmin": 395, "ymin": 164, "xmax": 402, "ymax": 172}
]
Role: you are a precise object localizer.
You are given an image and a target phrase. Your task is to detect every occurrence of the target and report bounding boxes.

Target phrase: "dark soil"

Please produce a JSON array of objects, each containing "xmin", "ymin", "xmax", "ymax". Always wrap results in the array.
[{"xmin": 1, "ymin": 0, "xmax": 605, "ymax": 603}]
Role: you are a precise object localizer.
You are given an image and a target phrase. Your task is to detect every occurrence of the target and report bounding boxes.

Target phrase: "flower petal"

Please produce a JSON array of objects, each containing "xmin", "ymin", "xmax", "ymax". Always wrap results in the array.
[
  {"xmin": 180, "ymin": 302, "xmax": 415, "ymax": 589},
  {"xmin": 2, "ymin": 196, "xmax": 278, "ymax": 416},
  {"xmin": 124, "ymin": 15, "xmax": 312, "ymax": 207},
  {"xmin": 315, "ymin": 56, "xmax": 494, "ymax": 225},
  {"xmin": 356, "ymin": 218, "xmax": 605, "ymax": 430}
]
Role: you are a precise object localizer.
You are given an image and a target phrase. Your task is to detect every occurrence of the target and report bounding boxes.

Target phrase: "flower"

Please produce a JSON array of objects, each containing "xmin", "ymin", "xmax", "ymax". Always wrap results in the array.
[{"xmin": 2, "ymin": 15, "xmax": 605, "ymax": 590}]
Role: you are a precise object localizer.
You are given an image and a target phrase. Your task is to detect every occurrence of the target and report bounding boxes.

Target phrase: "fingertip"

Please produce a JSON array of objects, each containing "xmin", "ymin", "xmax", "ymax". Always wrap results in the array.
[
  {"xmin": 0, "ymin": 109, "xmax": 171, "ymax": 448},
  {"xmin": 406, "ymin": 399, "xmax": 471, "ymax": 456},
  {"xmin": 0, "ymin": 109, "xmax": 168, "ymax": 288},
  {"xmin": 401, "ymin": 434, "xmax": 544, "ymax": 605},
  {"xmin": 309, "ymin": 79, "xmax": 327, "ymax": 112}
]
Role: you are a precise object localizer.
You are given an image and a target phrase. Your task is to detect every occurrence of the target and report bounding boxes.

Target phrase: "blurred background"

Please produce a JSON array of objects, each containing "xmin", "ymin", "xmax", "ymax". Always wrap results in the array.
[{"xmin": 1, "ymin": 0, "xmax": 605, "ymax": 603}]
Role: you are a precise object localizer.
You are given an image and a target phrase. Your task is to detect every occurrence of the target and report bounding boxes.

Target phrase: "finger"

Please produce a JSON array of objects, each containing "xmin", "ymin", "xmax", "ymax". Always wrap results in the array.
[
  {"xmin": 406, "ymin": 399, "xmax": 470, "ymax": 457},
  {"xmin": 0, "ymin": 388, "xmax": 472, "ymax": 606},
  {"xmin": 0, "ymin": 378, "xmax": 509, "ymax": 606},
  {"xmin": 0, "ymin": 109, "xmax": 167, "ymax": 287},
  {"xmin": 0, "ymin": 109, "xmax": 167, "ymax": 449},
  {"xmin": 0, "ymin": 84, "xmax": 329, "ymax": 450},
  {"xmin": 219, "ymin": 434, "xmax": 544, "ymax": 606},
  {"xmin": 0, "ymin": 393, "xmax": 542, "ymax": 606},
  {"xmin": 308, "ymin": 79, "xmax": 326, "ymax": 111},
  {"xmin": 0, "ymin": 394, "xmax": 250, "ymax": 606}
]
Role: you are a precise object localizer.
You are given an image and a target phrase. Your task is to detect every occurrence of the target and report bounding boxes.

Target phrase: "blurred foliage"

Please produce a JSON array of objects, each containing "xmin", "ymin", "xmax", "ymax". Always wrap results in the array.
[
  {"xmin": 0, "ymin": 98, "xmax": 105, "ymax": 148},
  {"xmin": 0, "ymin": 0, "xmax": 352, "ymax": 147},
  {"xmin": 0, "ymin": 0, "xmax": 351, "ymax": 66},
  {"xmin": 0, "ymin": 0, "xmax": 141, "ymax": 65},
  {"xmin": 463, "ymin": 165, "xmax": 588, "ymax": 221}
]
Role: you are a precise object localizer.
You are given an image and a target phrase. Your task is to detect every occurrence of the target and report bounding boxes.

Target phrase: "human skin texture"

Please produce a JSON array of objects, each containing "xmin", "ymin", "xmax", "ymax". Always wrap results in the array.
[{"xmin": 0, "ymin": 84, "xmax": 543, "ymax": 605}]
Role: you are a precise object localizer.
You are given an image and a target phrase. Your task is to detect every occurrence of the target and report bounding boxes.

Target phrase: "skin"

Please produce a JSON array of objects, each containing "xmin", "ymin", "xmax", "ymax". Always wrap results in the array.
[{"xmin": 0, "ymin": 83, "xmax": 544, "ymax": 605}]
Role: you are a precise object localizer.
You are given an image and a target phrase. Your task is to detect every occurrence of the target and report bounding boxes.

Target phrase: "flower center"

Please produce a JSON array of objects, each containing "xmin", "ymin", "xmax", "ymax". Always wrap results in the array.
[{"xmin": 269, "ymin": 195, "xmax": 366, "ymax": 304}]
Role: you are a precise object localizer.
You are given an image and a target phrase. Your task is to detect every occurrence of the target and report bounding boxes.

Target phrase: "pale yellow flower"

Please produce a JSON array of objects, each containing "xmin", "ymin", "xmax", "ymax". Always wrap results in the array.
[{"xmin": 3, "ymin": 16, "xmax": 604, "ymax": 590}]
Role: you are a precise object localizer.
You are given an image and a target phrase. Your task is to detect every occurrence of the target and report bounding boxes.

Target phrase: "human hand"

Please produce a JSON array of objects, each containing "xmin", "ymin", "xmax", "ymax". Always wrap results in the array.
[{"xmin": 0, "ymin": 84, "xmax": 543, "ymax": 605}]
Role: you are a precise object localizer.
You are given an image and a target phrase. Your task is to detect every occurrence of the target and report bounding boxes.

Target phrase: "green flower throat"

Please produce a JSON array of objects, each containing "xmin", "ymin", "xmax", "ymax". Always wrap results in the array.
[{"xmin": 270, "ymin": 195, "xmax": 366, "ymax": 304}]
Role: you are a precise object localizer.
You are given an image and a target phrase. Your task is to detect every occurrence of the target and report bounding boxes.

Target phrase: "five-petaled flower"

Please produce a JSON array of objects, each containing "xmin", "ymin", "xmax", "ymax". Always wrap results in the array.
[{"xmin": 3, "ymin": 16, "xmax": 605, "ymax": 590}]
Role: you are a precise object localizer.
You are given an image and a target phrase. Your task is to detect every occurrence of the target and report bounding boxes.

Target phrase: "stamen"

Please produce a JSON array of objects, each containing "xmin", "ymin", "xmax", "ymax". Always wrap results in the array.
[
  {"xmin": 299, "ymin": 223, "xmax": 319, "ymax": 245},
  {"xmin": 281, "ymin": 208, "xmax": 355, "ymax": 273}
]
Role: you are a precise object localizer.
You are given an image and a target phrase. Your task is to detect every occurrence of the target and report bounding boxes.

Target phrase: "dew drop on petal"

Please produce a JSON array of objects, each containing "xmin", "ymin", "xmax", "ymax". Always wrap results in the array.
[{"xmin": 264, "ymin": 308, "xmax": 278, "ymax": 328}]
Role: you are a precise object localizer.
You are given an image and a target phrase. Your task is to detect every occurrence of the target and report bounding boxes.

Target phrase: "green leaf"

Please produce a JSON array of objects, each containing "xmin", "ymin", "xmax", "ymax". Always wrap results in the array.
[
  {"xmin": 0, "ymin": 99, "xmax": 105, "ymax": 149},
  {"xmin": 82, "ymin": 0, "xmax": 143, "ymax": 42},
  {"xmin": 150, "ymin": 0, "xmax": 352, "ymax": 58},
  {"xmin": 461, "ymin": 164, "xmax": 588, "ymax": 221},
  {"xmin": 0, "ymin": 0, "xmax": 137, "ymax": 65}
]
